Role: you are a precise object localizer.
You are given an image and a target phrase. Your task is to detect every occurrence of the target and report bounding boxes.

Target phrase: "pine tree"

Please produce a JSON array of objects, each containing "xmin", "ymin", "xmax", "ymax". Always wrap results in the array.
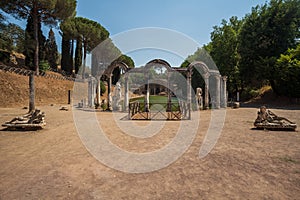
[
  {"xmin": 0, "ymin": 22, "xmax": 24, "ymax": 52},
  {"xmin": 0, "ymin": 0, "xmax": 77, "ymax": 111},
  {"xmin": 74, "ymin": 17, "xmax": 109, "ymax": 79},
  {"xmin": 60, "ymin": 17, "xmax": 77, "ymax": 74}
]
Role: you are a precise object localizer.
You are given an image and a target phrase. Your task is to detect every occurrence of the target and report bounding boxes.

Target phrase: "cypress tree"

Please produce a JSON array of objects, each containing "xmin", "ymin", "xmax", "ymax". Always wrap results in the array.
[
  {"xmin": 75, "ymin": 36, "xmax": 82, "ymax": 74},
  {"xmin": 70, "ymin": 39, "xmax": 74, "ymax": 71},
  {"xmin": 46, "ymin": 28, "xmax": 58, "ymax": 70},
  {"xmin": 24, "ymin": 14, "xmax": 34, "ymax": 69},
  {"xmin": 61, "ymin": 32, "xmax": 72, "ymax": 74},
  {"xmin": 24, "ymin": 10, "xmax": 46, "ymax": 70},
  {"xmin": 1, "ymin": 0, "xmax": 77, "ymax": 112}
]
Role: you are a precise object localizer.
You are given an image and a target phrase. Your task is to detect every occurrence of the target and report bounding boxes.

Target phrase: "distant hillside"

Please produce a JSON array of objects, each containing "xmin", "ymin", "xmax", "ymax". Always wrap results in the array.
[
  {"xmin": 0, "ymin": 50, "xmax": 26, "ymax": 68},
  {"xmin": 243, "ymin": 86, "xmax": 300, "ymax": 108}
]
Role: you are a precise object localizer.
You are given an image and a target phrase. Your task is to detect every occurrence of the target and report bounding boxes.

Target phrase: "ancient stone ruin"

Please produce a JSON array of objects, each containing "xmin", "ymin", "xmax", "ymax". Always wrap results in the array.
[
  {"xmin": 2, "ymin": 109, "xmax": 46, "ymax": 131},
  {"xmin": 254, "ymin": 106, "xmax": 297, "ymax": 131},
  {"xmin": 112, "ymin": 82, "xmax": 122, "ymax": 111},
  {"xmin": 195, "ymin": 87, "xmax": 203, "ymax": 110}
]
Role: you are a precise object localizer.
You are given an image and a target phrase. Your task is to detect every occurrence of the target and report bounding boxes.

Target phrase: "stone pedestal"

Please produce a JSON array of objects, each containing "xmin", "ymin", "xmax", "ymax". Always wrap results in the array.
[
  {"xmin": 145, "ymin": 72, "xmax": 150, "ymax": 112},
  {"xmin": 124, "ymin": 76, "xmax": 129, "ymax": 111},
  {"xmin": 211, "ymin": 74, "xmax": 221, "ymax": 109},
  {"xmin": 88, "ymin": 76, "xmax": 96, "ymax": 107},
  {"xmin": 186, "ymin": 70, "xmax": 192, "ymax": 119},
  {"xmin": 221, "ymin": 76, "xmax": 227, "ymax": 108},
  {"xmin": 204, "ymin": 74, "xmax": 209, "ymax": 110},
  {"xmin": 112, "ymin": 82, "xmax": 122, "ymax": 111},
  {"xmin": 107, "ymin": 76, "xmax": 112, "ymax": 111}
]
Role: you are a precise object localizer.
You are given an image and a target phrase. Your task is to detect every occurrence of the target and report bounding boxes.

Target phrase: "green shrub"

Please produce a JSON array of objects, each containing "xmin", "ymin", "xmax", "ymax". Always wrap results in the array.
[
  {"xmin": 241, "ymin": 87, "xmax": 260, "ymax": 101},
  {"xmin": 95, "ymin": 102, "xmax": 100, "ymax": 109},
  {"xmin": 39, "ymin": 60, "xmax": 50, "ymax": 72},
  {"xmin": 273, "ymin": 45, "xmax": 300, "ymax": 98},
  {"xmin": 100, "ymin": 81, "xmax": 106, "ymax": 95},
  {"xmin": 101, "ymin": 102, "xmax": 107, "ymax": 111},
  {"xmin": 0, "ymin": 50, "xmax": 10, "ymax": 64}
]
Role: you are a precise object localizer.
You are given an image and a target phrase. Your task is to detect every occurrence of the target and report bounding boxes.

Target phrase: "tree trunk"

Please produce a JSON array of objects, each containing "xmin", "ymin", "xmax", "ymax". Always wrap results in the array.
[
  {"xmin": 29, "ymin": 5, "xmax": 39, "ymax": 112},
  {"xmin": 32, "ymin": 8, "xmax": 39, "ymax": 75},
  {"xmin": 29, "ymin": 73, "xmax": 35, "ymax": 112},
  {"xmin": 70, "ymin": 39, "xmax": 74, "ymax": 74},
  {"xmin": 82, "ymin": 40, "xmax": 87, "ymax": 79}
]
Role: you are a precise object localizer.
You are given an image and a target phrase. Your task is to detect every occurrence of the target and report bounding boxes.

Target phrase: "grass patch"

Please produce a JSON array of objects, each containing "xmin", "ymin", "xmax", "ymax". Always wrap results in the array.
[
  {"xmin": 129, "ymin": 95, "xmax": 180, "ymax": 111},
  {"xmin": 129, "ymin": 95, "xmax": 178, "ymax": 103},
  {"xmin": 279, "ymin": 156, "xmax": 298, "ymax": 164}
]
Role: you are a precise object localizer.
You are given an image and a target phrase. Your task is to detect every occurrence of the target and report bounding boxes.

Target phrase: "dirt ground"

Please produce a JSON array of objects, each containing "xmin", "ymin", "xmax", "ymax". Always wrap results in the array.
[{"xmin": 0, "ymin": 105, "xmax": 299, "ymax": 199}]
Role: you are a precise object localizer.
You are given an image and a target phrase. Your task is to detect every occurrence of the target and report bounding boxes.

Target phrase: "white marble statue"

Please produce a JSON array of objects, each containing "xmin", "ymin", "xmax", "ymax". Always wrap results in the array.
[
  {"xmin": 195, "ymin": 87, "xmax": 203, "ymax": 110},
  {"xmin": 112, "ymin": 82, "xmax": 122, "ymax": 111}
]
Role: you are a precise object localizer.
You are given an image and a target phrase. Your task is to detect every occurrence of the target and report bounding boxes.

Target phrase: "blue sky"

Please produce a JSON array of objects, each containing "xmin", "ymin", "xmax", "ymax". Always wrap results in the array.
[
  {"xmin": 77, "ymin": 0, "xmax": 266, "ymax": 45},
  {"xmin": 4, "ymin": 0, "xmax": 267, "ymax": 67}
]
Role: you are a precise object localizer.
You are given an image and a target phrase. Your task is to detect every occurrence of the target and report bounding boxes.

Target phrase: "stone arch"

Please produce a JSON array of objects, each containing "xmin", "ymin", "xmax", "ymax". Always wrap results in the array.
[
  {"xmin": 144, "ymin": 59, "xmax": 173, "ymax": 73},
  {"xmin": 104, "ymin": 61, "xmax": 130, "ymax": 76},
  {"xmin": 187, "ymin": 61, "xmax": 227, "ymax": 109},
  {"xmin": 102, "ymin": 61, "xmax": 130, "ymax": 111},
  {"xmin": 187, "ymin": 61, "xmax": 210, "ymax": 75},
  {"xmin": 143, "ymin": 59, "xmax": 174, "ymax": 112}
]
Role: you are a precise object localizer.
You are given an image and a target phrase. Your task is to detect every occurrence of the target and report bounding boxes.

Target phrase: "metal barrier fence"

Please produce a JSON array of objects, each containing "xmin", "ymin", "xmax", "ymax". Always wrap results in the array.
[
  {"xmin": 128, "ymin": 101, "xmax": 185, "ymax": 120},
  {"xmin": 0, "ymin": 64, "xmax": 76, "ymax": 81}
]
